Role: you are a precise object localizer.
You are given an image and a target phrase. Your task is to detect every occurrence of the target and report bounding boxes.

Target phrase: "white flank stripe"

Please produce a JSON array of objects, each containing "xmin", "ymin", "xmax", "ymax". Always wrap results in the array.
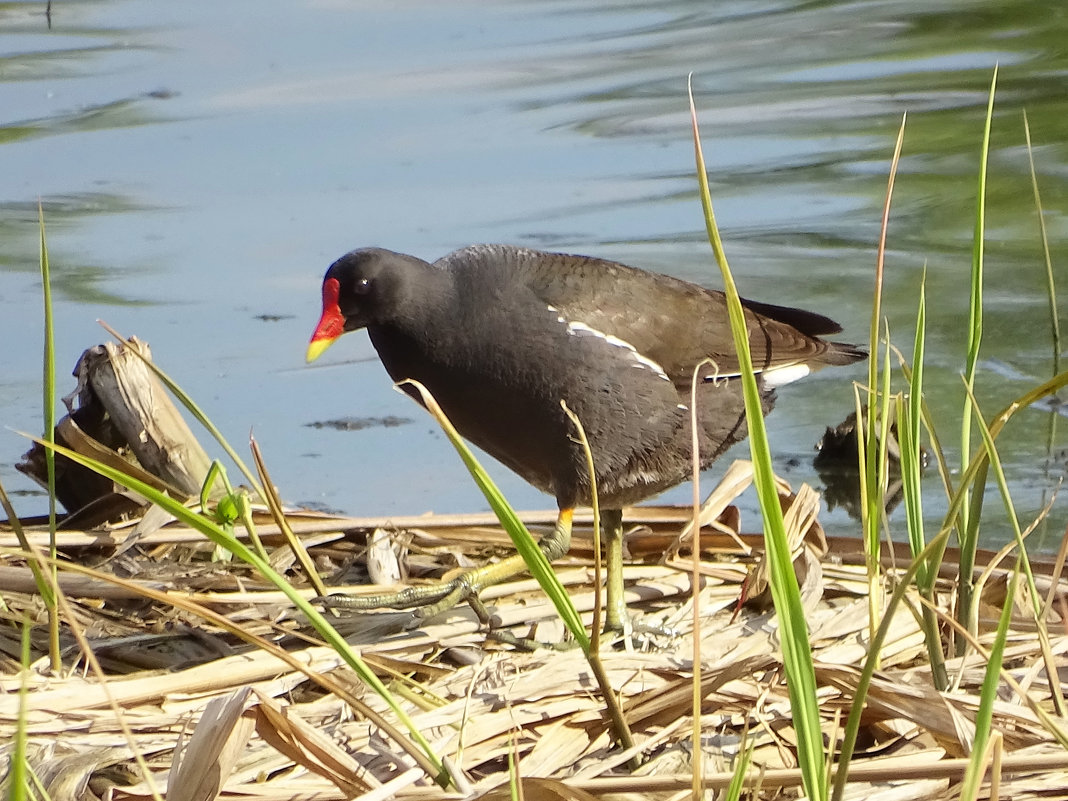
[{"xmin": 562, "ymin": 319, "xmax": 670, "ymax": 381}]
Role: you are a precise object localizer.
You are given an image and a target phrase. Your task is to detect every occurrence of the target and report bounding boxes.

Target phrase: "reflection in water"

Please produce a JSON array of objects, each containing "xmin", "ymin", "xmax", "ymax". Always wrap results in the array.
[
  {"xmin": 0, "ymin": 195, "xmax": 159, "ymax": 305},
  {"xmin": 1, "ymin": 3, "xmax": 174, "ymax": 304},
  {"xmin": 1, "ymin": 95, "xmax": 170, "ymax": 143}
]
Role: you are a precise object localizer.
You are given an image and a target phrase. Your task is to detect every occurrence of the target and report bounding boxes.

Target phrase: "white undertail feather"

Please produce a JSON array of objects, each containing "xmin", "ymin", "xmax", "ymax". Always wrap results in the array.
[{"xmin": 761, "ymin": 362, "xmax": 812, "ymax": 387}]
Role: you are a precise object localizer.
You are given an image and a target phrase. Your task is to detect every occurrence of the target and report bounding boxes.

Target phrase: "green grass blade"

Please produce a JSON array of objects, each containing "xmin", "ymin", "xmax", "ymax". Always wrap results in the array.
[
  {"xmin": 862, "ymin": 115, "xmax": 906, "ymax": 645},
  {"xmin": 902, "ymin": 272, "xmax": 928, "ymax": 585},
  {"xmin": 963, "ymin": 384, "xmax": 1030, "ymax": 579},
  {"xmin": 963, "ymin": 66, "xmax": 997, "ymax": 395},
  {"xmin": 897, "ymin": 274, "xmax": 948, "ymax": 689},
  {"xmin": 929, "ymin": 371, "xmax": 1068, "ymax": 604},
  {"xmin": 860, "ymin": 323, "xmax": 894, "ymax": 651},
  {"xmin": 560, "ymin": 401, "xmax": 602, "ymax": 645},
  {"xmin": 925, "ymin": 371, "xmax": 1068, "ymax": 665},
  {"xmin": 962, "ymin": 382, "xmax": 1063, "ymax": 720},
  {"xmin": 959, "ymin": 557, "xmax": 1018, "ymax": 801},
  {"xmin": 896, "ymin": 353, "xmax": 955, "ymax": 503},
  {"xmin": 688, "ymin": 360, "xmax": 710, "ymax": 801},
  {"xmin": 957, "ymin": 65, "xmax": 998, "ymax": 640},
  {"xmin": 38, "ymin": 204, "xmax": 55, "ymax": 538},
  {"xmin": 397, "ymin": 382, "xmax": 643, "ymax": 755},
  {"xmin": 399, "ymin": 379, "xmax": 590, "ymax": 651},
  {"xmin": 561, "ymin": 400, "xmax": 637, "ymax": 758},
  {"xmin": 832, "ymin": 526, "xmax": 953, "ymax": 801},
  {"xmin": 897, "ymin": 401, "xmax": 949, "ymax": 689},
  {"xmin": 507, "ymin": 749, "xmax": 520, "ymax": 801},
  {"xmin": 943, "ymin": 369, "xmax": 1068, "ymax": 655},
  {"xmin": 1023, "ymin": 109, "xmax": 1062, "ymax": 494},
  {"xmin": 1022, "ymin": 110, "xmax": 1061, "ymax": 378},
  {"xmin": 865, "ymin": 115, "xmax": 906, "ymax": 465},
  {"xmin": 9, "ymin": 617, "xmax": 32, "ymax": 801},
  {"xmin": 249, "ymin": 438, "xmax": 329, "ymax": 597},
  {"xmin": 24, "ymin": 433, "xmax": 449, "ymax": 787},
  {"xmin": 38, "ymin": 201, "xmax": 62, "ymax": 672},
  {"xmin": 724, "ymin": 732, "xmax": 754, "ymax": 801},
  {"xmin": 689, "ymin": 77, "xmax": 826, "ymax": 801}
]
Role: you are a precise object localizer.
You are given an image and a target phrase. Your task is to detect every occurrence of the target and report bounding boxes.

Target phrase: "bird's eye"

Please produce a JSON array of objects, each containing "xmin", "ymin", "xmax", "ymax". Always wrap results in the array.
[{"xmin": 354, "ymin": 277, "xmax": 372, "ymax": 295}]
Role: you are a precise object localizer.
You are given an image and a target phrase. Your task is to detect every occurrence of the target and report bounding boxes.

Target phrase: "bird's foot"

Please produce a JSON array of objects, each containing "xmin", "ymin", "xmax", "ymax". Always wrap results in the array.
[
  {"xmin": 315, "ymin": 571, "xmax": 494, "ymax": 625},
  {"xmin": 627, "ymin": 617, "xmax": 682, "ymax": 641},
  {"xmin": 487, "ymin": 629, "xmax": 584, "ymax": 652},
  {"xmin": 601, "ymin": 599, "xmax": 684, "ymax": 644},
  {"xmin": 315, "ymin": 509, "xmax": 576, "ymax": 628}
]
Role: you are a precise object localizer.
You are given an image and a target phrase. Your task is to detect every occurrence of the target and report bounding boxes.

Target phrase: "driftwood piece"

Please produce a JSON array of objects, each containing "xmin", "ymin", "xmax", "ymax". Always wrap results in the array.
[
  {"xmin": 82, "ymin": 339, "xmax": 213, "ymax": 497},
  {"xmin": 16, "ymin": 402, "xmax": 118, "ymax": 516},
  {"xmin": 17, "ymin": 337, "xmax": 214, "ymax": 523}
]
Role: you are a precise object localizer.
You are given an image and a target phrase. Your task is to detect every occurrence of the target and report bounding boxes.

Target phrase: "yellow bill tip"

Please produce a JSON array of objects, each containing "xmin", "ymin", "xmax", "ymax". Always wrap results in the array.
[{"xmin": 305, "ymin": 336, "xmax": 337, "ymax": 364}]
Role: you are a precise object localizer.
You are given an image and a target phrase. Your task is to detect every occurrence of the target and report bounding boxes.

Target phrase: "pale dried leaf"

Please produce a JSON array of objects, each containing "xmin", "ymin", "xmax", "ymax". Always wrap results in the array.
[
  {"xmin": 167, "ymin": 687, "xmax": 255, "ymax": 801},
  {"xmin": 252, "ymin": 691, "xmax": 378, "ymax": 797}
]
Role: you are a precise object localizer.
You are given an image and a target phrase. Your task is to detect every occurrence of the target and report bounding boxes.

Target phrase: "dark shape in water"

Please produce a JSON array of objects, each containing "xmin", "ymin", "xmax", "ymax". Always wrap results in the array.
[
  {"xmin": 814, "ymin": 409, "xmax": 929, "ymax": 520},
  {"xmin": 305, "ymin": 415, "xmax": 413, "ymax": 431}
]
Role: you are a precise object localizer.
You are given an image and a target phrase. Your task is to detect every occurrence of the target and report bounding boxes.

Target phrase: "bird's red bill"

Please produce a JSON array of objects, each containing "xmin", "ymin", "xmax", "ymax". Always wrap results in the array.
[{"xmin": 306, "ymin": 277, "xmax": 344, "ymax": 363}]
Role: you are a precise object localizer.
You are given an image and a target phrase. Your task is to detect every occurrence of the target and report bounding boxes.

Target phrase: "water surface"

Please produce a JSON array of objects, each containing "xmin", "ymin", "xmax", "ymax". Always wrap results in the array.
[{"xmin": 2, "ymin": 0, "xmax": 1065, "ymax": 547}]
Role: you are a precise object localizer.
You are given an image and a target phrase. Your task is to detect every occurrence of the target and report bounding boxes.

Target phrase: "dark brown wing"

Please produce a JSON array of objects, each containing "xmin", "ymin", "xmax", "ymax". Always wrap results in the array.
[{"xmin": 443, "ymin": 245, "xmax": 863, "ymax": 384}]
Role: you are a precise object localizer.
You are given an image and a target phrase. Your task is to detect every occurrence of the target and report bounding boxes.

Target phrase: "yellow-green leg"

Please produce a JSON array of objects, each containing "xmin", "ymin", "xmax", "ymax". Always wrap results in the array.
[
  {"xmin": 318, "ymin": 508, "xmax": 575, "ymax": 622},
  {"xmin": 602, "ymin": 508, "xmax": 629, "ymax": 633}
]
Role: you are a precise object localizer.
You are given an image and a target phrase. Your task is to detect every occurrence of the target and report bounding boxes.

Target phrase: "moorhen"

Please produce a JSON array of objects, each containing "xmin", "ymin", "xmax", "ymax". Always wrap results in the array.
[{"xmin": 307, "ymin": 244, "xmax": 864, "ymax": 629}]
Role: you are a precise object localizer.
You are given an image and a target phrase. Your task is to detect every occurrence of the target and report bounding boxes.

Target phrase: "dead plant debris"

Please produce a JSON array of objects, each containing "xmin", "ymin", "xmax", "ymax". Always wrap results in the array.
[{"xmin": 2, "ymin": 493, "xmax": 1067, "ymax": 801}]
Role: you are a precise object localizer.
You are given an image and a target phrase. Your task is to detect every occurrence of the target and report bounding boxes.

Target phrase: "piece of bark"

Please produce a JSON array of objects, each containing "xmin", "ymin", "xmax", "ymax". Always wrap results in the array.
[
  {"xmin": 16, "ymin": 399, "xmax": 118, "ymax": 514},
  {"xmin": 81, "ymin": 339, "xmax": 213, "ymax": 498},
  {"xmin": 17, "ymin": 337, "xmax": 214, "ymax": 522}
]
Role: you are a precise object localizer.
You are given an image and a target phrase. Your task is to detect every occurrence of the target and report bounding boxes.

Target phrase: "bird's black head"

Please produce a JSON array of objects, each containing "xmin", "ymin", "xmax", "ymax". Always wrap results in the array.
[{"xmin": 306, "ymin": 248, "xmax": 430, "ymax": 363}]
